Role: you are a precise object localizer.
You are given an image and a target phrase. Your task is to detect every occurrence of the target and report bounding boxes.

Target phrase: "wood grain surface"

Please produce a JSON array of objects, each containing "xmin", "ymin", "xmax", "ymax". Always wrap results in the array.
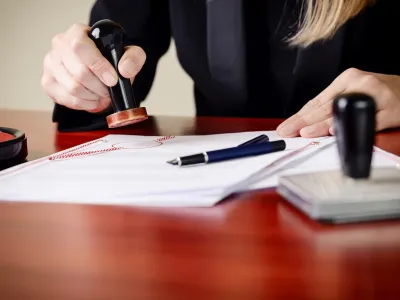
[{"xmin": 1, "ymin": 109, "xmax": 400, "ymax": 300}]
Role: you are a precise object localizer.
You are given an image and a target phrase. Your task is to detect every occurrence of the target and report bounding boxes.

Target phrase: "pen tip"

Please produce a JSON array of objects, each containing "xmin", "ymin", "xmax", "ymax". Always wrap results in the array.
[{"xmin": 167, "ymin": 159, "xmax": 178, "ymax": 165}]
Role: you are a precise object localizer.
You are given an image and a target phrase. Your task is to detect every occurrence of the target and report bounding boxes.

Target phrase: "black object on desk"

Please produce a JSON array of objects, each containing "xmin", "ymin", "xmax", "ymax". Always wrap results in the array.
[
  {"xmin": 89, "ymin": 19, "xmax": 148, "ymax": 128},
  {"xmin": 0, "ymin": 127, "xmax": 28, "ymax": 170},
  {"xmin": 277, "ymin": 93, "xmax": 400, "ymax": 224},
  {"xmin": 168, "ymin": 140, "xmax": 286, "ymax": 166},
  {"xmin": 333, "ymin": 93, "xmax": 376, "ymax": 179}
]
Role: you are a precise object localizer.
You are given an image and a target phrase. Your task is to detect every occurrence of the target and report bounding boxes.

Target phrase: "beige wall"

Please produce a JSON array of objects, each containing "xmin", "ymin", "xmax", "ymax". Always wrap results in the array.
[{"xmin": 0, "ymin": 0, "xmax": 194, "ymax": 116}]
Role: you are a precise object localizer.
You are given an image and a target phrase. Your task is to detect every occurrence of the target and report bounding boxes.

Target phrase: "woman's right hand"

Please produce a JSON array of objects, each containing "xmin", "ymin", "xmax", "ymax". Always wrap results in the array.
[{"xmin": 41, "ymin": 23, "xmax": 146, "ymax": 113}]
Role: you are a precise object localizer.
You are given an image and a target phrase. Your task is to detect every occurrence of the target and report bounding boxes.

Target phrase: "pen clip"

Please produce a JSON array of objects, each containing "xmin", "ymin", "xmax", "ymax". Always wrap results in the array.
[{"xmin": 237, "ymin": 134, "xmax": 269, "ymax": 147}]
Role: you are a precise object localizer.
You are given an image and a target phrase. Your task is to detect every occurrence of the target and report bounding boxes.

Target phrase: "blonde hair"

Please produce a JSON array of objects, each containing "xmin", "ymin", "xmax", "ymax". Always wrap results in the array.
[{"xmin": 289, "ymin": 0, "xmax": 376, "ymax": 47}]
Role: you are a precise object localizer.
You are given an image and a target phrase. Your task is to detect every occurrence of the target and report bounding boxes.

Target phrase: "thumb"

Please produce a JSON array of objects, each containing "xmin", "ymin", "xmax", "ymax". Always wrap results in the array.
[{"xmin": 118, "ymin": 46, "xmax": 147, "ymax": 80}]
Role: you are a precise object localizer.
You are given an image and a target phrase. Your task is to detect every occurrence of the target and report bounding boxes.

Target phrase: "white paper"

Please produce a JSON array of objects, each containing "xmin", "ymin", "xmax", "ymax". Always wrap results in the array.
[{"xmin": 0, "ymin": 131, "xmax": 398, "ymax": 207}]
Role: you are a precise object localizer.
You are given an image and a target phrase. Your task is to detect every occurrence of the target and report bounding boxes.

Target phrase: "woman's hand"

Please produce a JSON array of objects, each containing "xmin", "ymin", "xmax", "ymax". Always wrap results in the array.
[
  {"xmin": 41, "ymin": 23, "xmax": 146, "ymax": 113},
  {"xmin": 277, "ymin": 68, "xmax": 400, "ymax": 137}
]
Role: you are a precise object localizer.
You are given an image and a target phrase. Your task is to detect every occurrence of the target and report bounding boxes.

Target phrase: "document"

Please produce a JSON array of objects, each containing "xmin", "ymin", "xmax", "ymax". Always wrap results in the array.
[{"xmin": 0, "ymin": 131, "xmax": 398, "ymax": 207}]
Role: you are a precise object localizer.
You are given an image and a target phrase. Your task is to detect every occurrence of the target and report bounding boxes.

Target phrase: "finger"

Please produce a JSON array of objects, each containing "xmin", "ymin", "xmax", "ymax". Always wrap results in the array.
[
  {"xmin": 279, "ymin": 86, "xmax": 345, "ymax": 137},
  {"xmin": 43, "ymin": 75, "xmax": 110, "ymax": 113},
  {"xmin": 118, "ymin": 46, "xmax": 147, "ymax": 79},
  {"xmin": 277, "ymin": 68, "xmax": 363, "ymax": 137},
  {"xmin": 60, "ymin": 50, "xmax": 110, "ymax": 98},
  {"xmin": 376, "ymin": 110, "xmax": 393, "ymax": 132},
  {"xmin": 67, "ymin": 23, "xmax": 118, "ymax": 87},
  {"xmin": 277, "ymin": 99, "xmax": 325, "ymax": 137},
  {"xmin": 276, "ymin": 98, "xmax": 317, "ymax": 135},
  {"xmin": 52, "ymin": 29, "xmax": 109, "ymax": 98},
  {"xmin": 276, "ymin": 105, "xmax": 311, "ymax": 137},
  {"xmin": 91, "ymin": 96, "xmax": 113, "ymax": 114},
  {"xmin": 299, "ymin": 117, "xmax": 333, "ymax": 138},
  {"xmin": 45, "ymin": 51, "xmax": 100, "ymax": 101}
]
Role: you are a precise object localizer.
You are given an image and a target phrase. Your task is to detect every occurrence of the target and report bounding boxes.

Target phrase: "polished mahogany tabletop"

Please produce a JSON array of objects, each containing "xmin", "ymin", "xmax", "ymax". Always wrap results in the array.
[{"xmin": 1, "ymin": 109, "xmax": 400, "ymax": 300}]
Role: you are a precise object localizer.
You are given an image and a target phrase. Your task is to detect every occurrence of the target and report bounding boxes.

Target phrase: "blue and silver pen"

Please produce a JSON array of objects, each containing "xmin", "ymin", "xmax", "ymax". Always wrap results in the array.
[{"xmin": 167, "ymin": 140, "xmax": 286, "ymax": 166}]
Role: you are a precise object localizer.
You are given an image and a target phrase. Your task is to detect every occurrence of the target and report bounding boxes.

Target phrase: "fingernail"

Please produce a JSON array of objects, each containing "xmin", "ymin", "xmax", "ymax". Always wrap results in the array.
[
  {"xmin": 102, "ymin": 72, "xmax": 117, "ymax": 86},
  {"xmin": 121, "ymin": 60, "xmax": 137, "ymax": 76},
  {"xmin": 280, "ymin": 124, "xmax": 295, "ymax": 136},
  {"xmin": 302, "ymin": 125, "xmax": 316, "ymax": 135}
]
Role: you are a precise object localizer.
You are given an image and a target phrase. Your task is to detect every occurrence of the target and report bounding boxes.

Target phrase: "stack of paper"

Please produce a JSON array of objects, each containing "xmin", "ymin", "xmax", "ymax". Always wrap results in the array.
[{"xmin": 0, "ymin": 131, "xmax": 398, "ymax": 207}]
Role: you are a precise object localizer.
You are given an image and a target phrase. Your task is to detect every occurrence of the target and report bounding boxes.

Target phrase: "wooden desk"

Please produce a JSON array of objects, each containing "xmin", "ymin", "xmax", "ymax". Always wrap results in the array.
[{"xmin": 1, "ymin": 109, "xmax": 400, "ymax": 300}]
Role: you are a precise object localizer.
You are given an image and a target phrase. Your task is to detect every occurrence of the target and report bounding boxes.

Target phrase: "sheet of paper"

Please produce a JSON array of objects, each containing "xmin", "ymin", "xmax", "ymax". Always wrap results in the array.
[{"xmin": 0, "ymin": 131, "xmax": 398, "ymax": 207}]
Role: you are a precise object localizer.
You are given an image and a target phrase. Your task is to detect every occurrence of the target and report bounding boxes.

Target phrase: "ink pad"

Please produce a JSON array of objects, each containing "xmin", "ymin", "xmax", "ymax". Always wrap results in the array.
[{"xmin": 0, "ymin": 127, "xmax": 28, "ymax": 169}]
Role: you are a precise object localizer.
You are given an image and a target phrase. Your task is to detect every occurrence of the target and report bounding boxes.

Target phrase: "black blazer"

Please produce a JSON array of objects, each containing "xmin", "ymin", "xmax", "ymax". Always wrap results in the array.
[{"xmin": 52, "ymin": 0, "xmax": 400, "ymax": 131}]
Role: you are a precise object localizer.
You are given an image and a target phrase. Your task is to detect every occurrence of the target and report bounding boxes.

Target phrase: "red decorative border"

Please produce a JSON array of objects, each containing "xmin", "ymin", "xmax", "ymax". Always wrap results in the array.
[{"xmin": 0, "ymin": 136, "xmax": 176, "ymax": 178}]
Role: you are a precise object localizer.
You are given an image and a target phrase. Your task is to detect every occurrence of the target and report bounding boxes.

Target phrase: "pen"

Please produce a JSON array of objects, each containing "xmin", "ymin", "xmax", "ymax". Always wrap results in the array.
[
  {"xmin": 237, "ymin": 134, "xmax": 269, "ymax": 146},
  {"xmin": 167, "ymin": 140, "xmax": 286, "ymax": 166}
]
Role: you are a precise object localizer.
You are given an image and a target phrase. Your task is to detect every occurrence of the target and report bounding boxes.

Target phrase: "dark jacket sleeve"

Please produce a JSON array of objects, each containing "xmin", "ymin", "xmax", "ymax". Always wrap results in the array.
[{"xmin": 52, "ymin": 0, "xmax": 171, "ymax": 132}]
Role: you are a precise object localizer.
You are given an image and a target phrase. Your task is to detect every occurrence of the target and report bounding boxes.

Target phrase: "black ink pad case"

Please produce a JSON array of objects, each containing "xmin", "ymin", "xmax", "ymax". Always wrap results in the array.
[{"xmin": 0, "ymin": 127, "xmax": 28, "ymax": 169}]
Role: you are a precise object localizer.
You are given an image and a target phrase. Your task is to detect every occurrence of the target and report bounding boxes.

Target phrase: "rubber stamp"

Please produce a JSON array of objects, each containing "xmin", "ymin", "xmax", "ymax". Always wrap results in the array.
[
  {"xmin": 89, "ymin": 19, "xmax": 148, "ymax": 128},
  {"xmin": 277, "ymin": 93, "xmax": 400, "ymax": 224}
]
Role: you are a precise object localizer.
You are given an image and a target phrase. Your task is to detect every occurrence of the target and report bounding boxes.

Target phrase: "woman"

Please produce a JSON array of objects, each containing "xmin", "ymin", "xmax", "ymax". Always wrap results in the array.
[{"xmin": 42, "ymin": 0, "xmax": 400, "ymax": 136}]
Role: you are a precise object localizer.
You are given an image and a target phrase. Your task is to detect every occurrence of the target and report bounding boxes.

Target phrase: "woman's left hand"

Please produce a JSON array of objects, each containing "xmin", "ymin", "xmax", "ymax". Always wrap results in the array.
[{"xmin": 277, "ymin": 68, "xmax": 400, "ymax": 138}]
